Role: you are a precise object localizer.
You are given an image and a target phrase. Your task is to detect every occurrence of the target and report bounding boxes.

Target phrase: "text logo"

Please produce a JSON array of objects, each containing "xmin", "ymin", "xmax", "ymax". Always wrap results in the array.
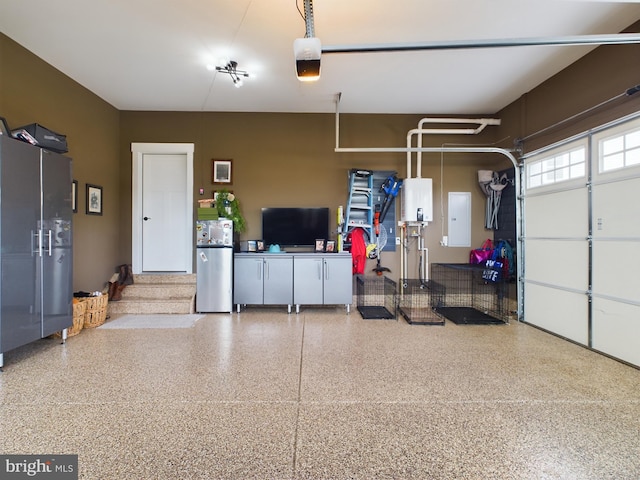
[{"xmin": 0, "ymin": 455, "xmax": 78, "ymax": 479}]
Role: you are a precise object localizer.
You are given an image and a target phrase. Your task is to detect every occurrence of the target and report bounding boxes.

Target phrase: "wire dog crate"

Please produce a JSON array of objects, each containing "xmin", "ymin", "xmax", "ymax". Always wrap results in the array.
[
  {"xmin": 397, "ymin": 279, "xmax": 445, "ymax": 325},
  {"xmin": 356, "ymin": 275, "xmax": 397, "ymax": 319},
  {"xmin": 431, "ymin": 263, "xmax": 508, "ymax": 324}
]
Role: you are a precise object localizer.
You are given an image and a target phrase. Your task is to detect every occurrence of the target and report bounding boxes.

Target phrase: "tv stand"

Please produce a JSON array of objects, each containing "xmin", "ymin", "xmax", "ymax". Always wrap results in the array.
[{"xmin": 234, "ymin": 252, "xmax": 352, "ymax": 313}]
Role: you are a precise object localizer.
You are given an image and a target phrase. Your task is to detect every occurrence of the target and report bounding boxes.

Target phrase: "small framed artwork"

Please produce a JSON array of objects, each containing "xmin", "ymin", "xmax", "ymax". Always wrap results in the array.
[
  {"xmin": 315, "ymin": 239, "xmax": 326, "ymax": 253},
  {"xmin": 247, "ymin": 240, "xmax": 257, "ymax": 252},
  {"xmin": 86, "ymin": 184, "xmax": 103, "ymax": 216},
  {"xmin": 212, "ymin": 159, "xmax": 233, "ymax": 184},
  {"xmin": 72, "ymin": 180, "xmax": 78, "ymax": 213},
  {"xmin": 325, "ymin": 240, "xmax": 336, "ymax": 252},
  {"xmin": 256, "ymin": 240, "xmax": 265, "ymax": 252},
  {"xmin": 0, "ymin": 117, "xmax": 9, "ymax": 136}
]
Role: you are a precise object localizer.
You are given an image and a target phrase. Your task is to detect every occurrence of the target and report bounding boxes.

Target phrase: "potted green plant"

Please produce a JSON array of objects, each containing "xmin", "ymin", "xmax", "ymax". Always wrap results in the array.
[{"xmin": 215, "ymin": 190, "xmax": 246, "ymax": 233}]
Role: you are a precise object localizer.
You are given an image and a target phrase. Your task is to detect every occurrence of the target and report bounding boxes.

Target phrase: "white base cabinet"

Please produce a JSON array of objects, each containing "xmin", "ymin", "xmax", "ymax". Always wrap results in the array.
[
  {"xmin": 293, "ymin": 254, "xmax": 352, "ymax": 313},
  {"xmin": 234, "ymin": 253, "xmax": 352, "ymax": 313},
  {"xmin": 234, "ymin": 255, "xmax": 294, "ymax": 312}
]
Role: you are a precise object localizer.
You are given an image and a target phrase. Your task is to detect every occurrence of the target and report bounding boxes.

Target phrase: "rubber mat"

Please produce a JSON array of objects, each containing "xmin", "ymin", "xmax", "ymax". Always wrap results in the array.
[
  {"xmin": 435, "ymin": 307, "xmax": 505, "ymax": 325},
  {"xmin": 357, "ymin": 306, "xmax": 395, "ymax": 320}
]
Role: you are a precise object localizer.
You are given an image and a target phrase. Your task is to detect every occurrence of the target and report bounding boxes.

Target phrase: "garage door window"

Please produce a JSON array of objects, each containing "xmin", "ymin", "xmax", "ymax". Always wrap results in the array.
[
  {"xmin": 527, "ymin": 146, "xmax": 586, "ymax": 189},
  {"xmin": 599, "ymin": 127, "xmax": 640, "ymax": 173}
]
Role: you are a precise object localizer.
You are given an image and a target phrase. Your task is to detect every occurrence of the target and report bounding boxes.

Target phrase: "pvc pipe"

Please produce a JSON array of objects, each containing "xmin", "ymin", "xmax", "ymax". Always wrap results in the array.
[
  {"xmin": 406, "ymin": 118, "xmax": 501, "ymax": 179},
  {"xmin": 415, "ymin": 118, "xmax": 501, "ymax": 177}
]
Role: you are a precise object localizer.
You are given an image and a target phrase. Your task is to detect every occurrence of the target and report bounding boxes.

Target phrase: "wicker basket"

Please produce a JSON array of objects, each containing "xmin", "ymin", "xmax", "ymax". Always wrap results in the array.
[
  {"xmin": 69, "ymin": 301, "xmax": 86, "ymax": 336},
  {"xmin": 52, "ymin": 301, "xmax": 86, "ymax": 338},
  {"xmin": 82, "ymin": 294, "xmax": 108, "ymax": 328}
]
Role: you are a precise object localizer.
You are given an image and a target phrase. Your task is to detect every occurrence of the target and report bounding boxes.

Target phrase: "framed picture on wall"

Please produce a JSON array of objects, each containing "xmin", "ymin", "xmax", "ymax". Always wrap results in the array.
[
  {"xmin": 213, "ymin": 159, "xmax": 232, "ymax": 184},
  {"xmin": 72, "ymin": 180, "xmax": 78, "ymax": 213},
  {"xmin": 86, "ymin": 184, "xmax": 103, "ymax": 215}
]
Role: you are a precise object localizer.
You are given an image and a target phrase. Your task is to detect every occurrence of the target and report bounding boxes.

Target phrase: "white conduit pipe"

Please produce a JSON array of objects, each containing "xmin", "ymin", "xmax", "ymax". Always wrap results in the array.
[
  {"xmin": 416, "ymin": 118, "xmax": 501, "ymax": 178},
  {"xmin": 407, "ymin": 118, "xmax": 501, "ymax": 178},
  {"xmin": 407, "ymin": 127, "xmax": 500, "ymax": 178}
]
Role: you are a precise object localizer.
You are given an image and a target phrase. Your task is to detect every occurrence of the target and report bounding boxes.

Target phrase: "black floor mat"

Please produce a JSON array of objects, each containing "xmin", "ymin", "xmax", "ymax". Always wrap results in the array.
[
  {"xmin": 435, "ymin": 306, "xmax": 505, "ymax": 325},
  {"xmin": 357, "ymin": 306, "xmax": 395, "ymax": 320}
]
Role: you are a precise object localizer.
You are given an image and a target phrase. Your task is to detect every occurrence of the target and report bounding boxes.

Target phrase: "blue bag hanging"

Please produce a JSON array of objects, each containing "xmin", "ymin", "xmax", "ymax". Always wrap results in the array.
[{"xmin": 482, "ymin": 244, "xmax": 504, "ymax": 283}]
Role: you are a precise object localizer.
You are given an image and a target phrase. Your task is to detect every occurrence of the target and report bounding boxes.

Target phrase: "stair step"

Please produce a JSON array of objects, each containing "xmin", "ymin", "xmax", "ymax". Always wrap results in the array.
[
  {"xmin": 121, "ymin": 284, "xmax": 195, "ymax": 300},
  {"xmin": 133, "ymin": 274, "xmax": 196, "ymax": 285},
  {"xmin": 108, "ymin": 297, "xmax": 194, "ymax": 315},
  {"xmin": 108, "ymin": 273, "xmax": 197, "ymax": 315}
]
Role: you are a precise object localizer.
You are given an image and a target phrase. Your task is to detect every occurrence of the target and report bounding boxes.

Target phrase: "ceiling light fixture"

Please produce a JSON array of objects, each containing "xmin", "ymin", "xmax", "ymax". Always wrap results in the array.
[
  {"xmin": 294, "ymin": 0, "xmax": 321, "ymax": 82},
  {"xmin": 216, "ymin": 61, "xmax": 249, "ymax": 88}
]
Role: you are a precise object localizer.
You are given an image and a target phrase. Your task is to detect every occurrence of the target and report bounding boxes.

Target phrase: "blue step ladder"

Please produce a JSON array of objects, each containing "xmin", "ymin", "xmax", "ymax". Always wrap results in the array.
[{"xmin": 343, "ymin": 169, "xmax": 374, "ymax": 249}]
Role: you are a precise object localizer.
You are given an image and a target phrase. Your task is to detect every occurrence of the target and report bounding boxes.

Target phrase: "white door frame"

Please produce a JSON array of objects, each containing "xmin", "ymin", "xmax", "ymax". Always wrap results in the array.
[{"xmin": 131, "ymin": 142, "xmax": 194, "ymax": 274}]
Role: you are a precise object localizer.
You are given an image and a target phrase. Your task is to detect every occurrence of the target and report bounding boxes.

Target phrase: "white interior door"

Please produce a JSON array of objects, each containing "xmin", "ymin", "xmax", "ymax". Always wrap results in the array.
[
  {"xmin": 142, "ymin": 154, "xmax": 187, "ymax": 271},
  {"xmin": 132, "ymin": 143, "xmax": 194, "ymax": 274}
]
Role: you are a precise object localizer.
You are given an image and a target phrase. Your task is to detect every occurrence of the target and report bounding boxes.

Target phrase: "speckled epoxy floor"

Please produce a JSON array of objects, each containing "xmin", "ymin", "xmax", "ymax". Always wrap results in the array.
[{"xmin": 1, "ymin": 308, "xmax": 639, "ymax": 479}]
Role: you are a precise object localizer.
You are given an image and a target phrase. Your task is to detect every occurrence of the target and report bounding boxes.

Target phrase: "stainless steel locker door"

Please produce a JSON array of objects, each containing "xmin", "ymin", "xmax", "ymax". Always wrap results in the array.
[
  {"xmin": 0, "ymin": 137, "xmax": 41, "ymax": 351},
  {"xmin": 40, "ymin": 149, "xmax": 73, "ymax": 337}
]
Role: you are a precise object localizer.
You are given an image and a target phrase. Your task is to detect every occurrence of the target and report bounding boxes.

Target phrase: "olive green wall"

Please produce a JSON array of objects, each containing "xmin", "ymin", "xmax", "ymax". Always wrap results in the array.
[
  {"xmin": 0, "ymin": 33, "xmax": 121, "ymax": 292},
  {"xmin": 2, "ymin": 19, "xmax": 638, "ymax": 291},
  {"xmin": 119, "ymin": 111, "xmax": 499, "ymax": 277}
]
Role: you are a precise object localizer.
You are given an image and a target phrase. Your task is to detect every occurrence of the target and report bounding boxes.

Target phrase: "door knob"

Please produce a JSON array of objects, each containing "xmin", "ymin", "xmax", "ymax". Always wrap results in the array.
[{"xmin": 143, "ymin": 216, "xmax": 151, "ymax": 221}]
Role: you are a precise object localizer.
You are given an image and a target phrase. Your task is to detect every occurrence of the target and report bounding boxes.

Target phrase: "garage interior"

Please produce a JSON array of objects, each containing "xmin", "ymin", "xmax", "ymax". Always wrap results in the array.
[{"xmin": 1, "ymin": 1, "xmax": 640, "ymax": 478}]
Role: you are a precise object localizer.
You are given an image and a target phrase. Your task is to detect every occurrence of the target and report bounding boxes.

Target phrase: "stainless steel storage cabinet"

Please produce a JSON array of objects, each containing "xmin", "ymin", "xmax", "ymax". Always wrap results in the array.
[{"xmin": 0, "ymin": 136, "xmax": 73, "ymax": 368}]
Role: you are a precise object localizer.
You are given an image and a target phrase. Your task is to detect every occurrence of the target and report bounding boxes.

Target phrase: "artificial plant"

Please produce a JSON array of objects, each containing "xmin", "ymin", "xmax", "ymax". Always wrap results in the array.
[{"xmin": 215, "ymin": 189, "xmax": 246, "ymax": 233}]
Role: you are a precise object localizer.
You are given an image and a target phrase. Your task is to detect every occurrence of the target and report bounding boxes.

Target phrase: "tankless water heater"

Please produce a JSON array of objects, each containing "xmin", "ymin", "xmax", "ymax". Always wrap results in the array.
[{"xmin": 401, "ymin": 178, "xmax": 433, "ymax": 222}]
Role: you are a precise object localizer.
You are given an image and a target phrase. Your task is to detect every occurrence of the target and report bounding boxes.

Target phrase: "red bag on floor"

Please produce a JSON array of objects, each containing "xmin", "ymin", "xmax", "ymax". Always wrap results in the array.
[{"xmin": 470, "ymin": 239, "xmax": 494, "ymax": 264}]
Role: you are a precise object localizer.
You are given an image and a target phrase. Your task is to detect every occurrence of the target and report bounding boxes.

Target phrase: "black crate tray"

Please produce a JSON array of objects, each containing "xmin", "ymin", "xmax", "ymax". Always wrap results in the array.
[
  {"xmin": 435, "ymin": 306, "xmax": 505, "ymax": 325},
  {"xmin": 357, "ymin": 306, "xmax": 395, "ymax": 320}
]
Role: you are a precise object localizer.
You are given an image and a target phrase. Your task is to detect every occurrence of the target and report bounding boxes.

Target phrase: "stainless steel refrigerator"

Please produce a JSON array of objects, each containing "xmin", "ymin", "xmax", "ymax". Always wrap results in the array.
[
  {"xmin": 196, "ymin": 219, "xmax": 233, "ymax": 313},
  {"xmin": 0, "ymin": 136, "xmax": 73, "ymax": 368}
]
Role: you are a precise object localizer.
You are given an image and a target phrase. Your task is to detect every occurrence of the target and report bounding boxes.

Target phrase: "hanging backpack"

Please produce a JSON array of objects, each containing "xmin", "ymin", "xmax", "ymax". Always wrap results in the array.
[{"xmin": 493, "ymin": 239, "xmax": 514, "ymax": 278}]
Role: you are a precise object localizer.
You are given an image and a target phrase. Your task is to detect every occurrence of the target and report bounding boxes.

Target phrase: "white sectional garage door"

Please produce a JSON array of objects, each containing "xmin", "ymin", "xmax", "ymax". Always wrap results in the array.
[{"xmin": 522, "ymin": 114, "xmax": 640, "ymax": 367}]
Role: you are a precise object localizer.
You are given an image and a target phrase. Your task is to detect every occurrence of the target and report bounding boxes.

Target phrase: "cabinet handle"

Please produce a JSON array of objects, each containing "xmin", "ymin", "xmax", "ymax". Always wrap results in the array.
[
  {"xmin": 317, "ymin": 262, "xmax": 322, "ymax": 280},
  {"xmin": 324, "ymin": 261, "xmax": 329, "ymax": 280},
  {"xmin": 32, "ymin": 230, "xmax": 40, "ymax": 256},
  {"xmin": 47, "ymin": 229, "xmax": 53, "ymax": 256}
]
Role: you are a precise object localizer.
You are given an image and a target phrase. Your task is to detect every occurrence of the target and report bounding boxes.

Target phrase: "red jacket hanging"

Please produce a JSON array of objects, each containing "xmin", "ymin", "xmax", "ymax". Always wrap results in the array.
[{"xmin": 350, "ymin": 227, "xmax": 367, "ymax": 274}]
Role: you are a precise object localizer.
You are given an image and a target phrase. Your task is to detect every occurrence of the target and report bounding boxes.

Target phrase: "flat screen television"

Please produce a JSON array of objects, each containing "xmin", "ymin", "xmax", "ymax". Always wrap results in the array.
[{"xmin": 262, "ymin": 207, "xmax": 330, "ymax": 247}]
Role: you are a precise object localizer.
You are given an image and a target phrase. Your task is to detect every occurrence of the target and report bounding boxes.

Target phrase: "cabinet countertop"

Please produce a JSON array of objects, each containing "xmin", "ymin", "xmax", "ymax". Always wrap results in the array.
[{"xmin": 234, "ymin": 252, "xmax": 351, "ymax": 258}]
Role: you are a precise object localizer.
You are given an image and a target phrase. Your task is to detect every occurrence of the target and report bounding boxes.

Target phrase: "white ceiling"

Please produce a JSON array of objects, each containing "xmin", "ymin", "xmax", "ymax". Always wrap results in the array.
[{"xmin": 1, "ymin": 0, "xmax": 639, "ymax": 114}]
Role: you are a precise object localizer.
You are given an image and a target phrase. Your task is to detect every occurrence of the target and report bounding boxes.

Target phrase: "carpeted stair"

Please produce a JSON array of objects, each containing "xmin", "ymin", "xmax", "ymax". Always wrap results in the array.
[{"xmin": 107, "ymin": 274, "xmax": 196, "ymax": 316}]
